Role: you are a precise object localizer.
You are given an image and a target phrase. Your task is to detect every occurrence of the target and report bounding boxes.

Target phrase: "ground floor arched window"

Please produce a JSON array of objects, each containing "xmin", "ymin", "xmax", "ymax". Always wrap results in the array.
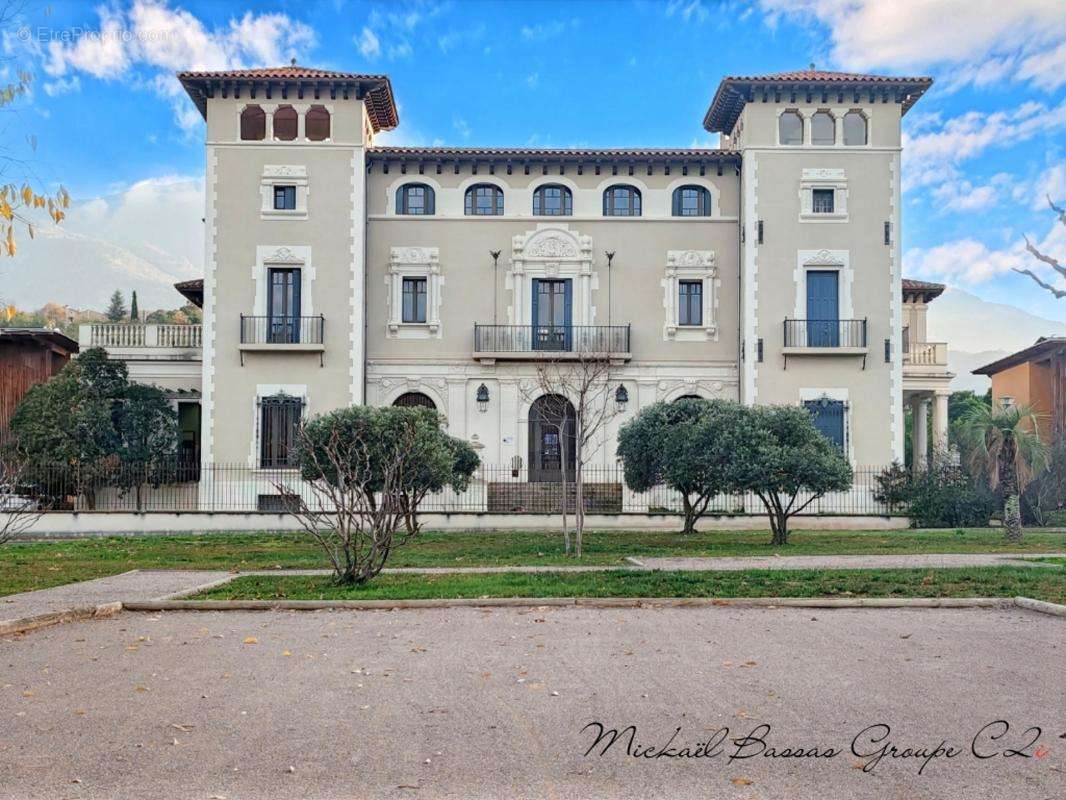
[
  {"xmin": 528, "ymin": 394, "xmax": 576, "ymax": 482},
  {"xmin": 392, "ymin": 392, "xmax": 437, "ymax": 411}
]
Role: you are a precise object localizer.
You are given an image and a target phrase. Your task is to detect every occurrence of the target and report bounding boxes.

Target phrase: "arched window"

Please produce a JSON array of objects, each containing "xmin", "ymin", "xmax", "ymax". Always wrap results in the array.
[
  {"xmin": 273, "ymin": 105, "xmax": 297, "ymax": 141},
  {"xmin": 778, "ymin": 110, "xmax": 803, "ymax": 145},
  {"xmin": 603, "ymin": 184, "xmax": 641, "ymax": 216},
  {"xmin": 672, "ymin": 185, "xmax": 712, "ymax": 217},
  {"xmin": 811, "ymin": 111, "xmax": 835, "ymax": 145},
  {"xmin": 396, "ymin": 183, "xmax": 435, "ymax": 215},
  {"xmin": 240, "ymin": 105, "xmax": 266, "ymax": 141},
  {"xmin": 465, "ymin": 183, "xmax": 504, "ymax": 215},
  {"xmin": 305, "ymin": 105, "xmax": 330, "ymax": 141},
  {"xmin": 843, "ymin": 111, "xmax": 867, "ymax": 146},
  {"xmin": 673, "ymin": 394, "xmax": 703, "ymax": 402},
  {"xmin": 393, "ymin": 392, "xmax": 437, "ymax": 410},
  {"xmin": 533, "ymin": 184, "xmax": 572, "ymax": 216}
]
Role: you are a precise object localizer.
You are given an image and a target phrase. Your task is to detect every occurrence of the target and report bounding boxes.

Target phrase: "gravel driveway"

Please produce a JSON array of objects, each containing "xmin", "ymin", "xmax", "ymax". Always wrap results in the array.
[{"xmin": 1, "ymin": 606, "xmax": 1061, "ymax": 800}]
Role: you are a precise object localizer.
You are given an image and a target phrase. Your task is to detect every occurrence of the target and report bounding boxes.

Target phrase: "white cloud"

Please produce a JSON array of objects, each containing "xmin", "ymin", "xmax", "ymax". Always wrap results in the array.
[
  {"xmin": 760, "ymin": 0, "xmax": 1066, "ymax": 92},
  {"xmin": 437, "ymin": 24, "xmax": 485, "ymax": 55},
  {"xmin": 525, "ymin": 72, "xmax": 539, "ymax": 89},
  {"xmin": 520, "ymin": 20, "xmax": 570, "ymax": 41},
  {"xmin": 453, "ymin": 115, "xmax": 471, "ymax": 139},
  {"xmin": 902, "ymin": 101, "xmax": 1066, "ymax": 191},
  {"xmin": 42, "ymin": 76, "xmax": 80, "ymax": 96},
  {"xmin": 42, "ymin": 1, "xmax": 316, "ymax": 129},
  {"xmin": 666, "ymin": 0, "xmax": 711, "ymax": 24},
  {"xmin": 357, "ymin": 26, "xmax": 380, "ymax": 58},
  {"xmin": 904, "ymin": 215, "xmax": 1064, "ymax": 289}
]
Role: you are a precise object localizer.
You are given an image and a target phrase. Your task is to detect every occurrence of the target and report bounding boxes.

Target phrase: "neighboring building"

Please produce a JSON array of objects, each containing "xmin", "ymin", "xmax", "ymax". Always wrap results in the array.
[
  {"xmin": 901, "ymin": 278, "xmax": 953, "ymax": 467},
  {"xmin": 0, "ymin": 328, "xmax": 78, "ymax": 432},
  {"xmin": 77, "ymin": 280, "xmax": 204, "ymax": 463},
  {"xmin": 974, "ymin": 337, "xmax": 1066, "ymax": 444},
  {"xmin": 91, "ymin": 65, "xmax": 939, "ymax": 491}
]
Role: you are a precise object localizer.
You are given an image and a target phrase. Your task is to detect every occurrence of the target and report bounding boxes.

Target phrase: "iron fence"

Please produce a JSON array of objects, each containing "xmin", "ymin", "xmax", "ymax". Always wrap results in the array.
[
  {"xmin": 240, "ymin": 315, "xmax": 325, "ymax": 345},
  {"xmin": 474, "ymin": 325, "xmax": 631, "ymax": 354},
  {"xmin": 783, "ymin": 319, "xmax": 867, "ymax": 348},
  {"xmin": 10, "ymin": 461, "xmax": 900, "ymax": 516}
]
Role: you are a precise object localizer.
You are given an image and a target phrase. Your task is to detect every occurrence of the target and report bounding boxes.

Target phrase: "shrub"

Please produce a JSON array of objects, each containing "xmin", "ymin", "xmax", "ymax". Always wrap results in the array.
[{"xmin": 905, "ymin": 460, "xmax": 995, "ymax": 528}]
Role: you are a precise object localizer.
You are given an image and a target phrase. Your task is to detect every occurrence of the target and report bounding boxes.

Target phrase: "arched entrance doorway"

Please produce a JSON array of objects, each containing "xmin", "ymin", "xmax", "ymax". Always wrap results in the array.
[
  {"xmin": 528, "ymin": 394, "xmax": 576, "ymax": 482},
  {"xmin": 392, "ymin": 392, "xmax": 437, "ymax": 411}
]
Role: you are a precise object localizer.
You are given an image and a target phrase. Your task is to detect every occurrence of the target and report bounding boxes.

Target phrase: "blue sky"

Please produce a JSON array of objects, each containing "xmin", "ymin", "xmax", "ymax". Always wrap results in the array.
[{"xmin": 6, "ymin": 0, "xmax": 1065, "ymax": 319}]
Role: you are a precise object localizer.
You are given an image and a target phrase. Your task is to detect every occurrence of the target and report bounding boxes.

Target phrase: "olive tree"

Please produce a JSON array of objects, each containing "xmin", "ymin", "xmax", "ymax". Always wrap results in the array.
[
  {"xmin": 618, "ymin": 398, "xmax": 764, "ymax": 534},
  {"xmin": 280, "ymin": 405, "xmax": 478, "ymax": 584},
  {"xmin": 737, "ymin": 405, "xmax": 853, "ymax": 545}
]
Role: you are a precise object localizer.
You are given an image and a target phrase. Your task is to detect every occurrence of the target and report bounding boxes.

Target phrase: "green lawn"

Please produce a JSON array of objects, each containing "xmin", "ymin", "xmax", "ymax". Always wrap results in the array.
[
  {"xmin": 2, "ymin": 528, "xmax": 1064, "ymax": 597},
  {"xmin": 195, "ymin": 566, "xmax": 1066, "ymax": 605}
]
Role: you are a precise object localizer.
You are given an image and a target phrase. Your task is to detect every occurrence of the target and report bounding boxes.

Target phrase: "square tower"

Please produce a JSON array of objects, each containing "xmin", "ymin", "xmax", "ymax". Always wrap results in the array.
[{"xmin": 705, "ymin": 70, "xmax": 932, "ymax": 465}]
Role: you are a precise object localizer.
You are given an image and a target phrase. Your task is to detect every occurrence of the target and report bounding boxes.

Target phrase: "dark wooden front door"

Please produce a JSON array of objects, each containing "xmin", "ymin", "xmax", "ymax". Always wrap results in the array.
[
  {"xmin": 528, "ymin": 394, "xmax": 576, "ymax": 482},
  {"xmin": 806, "ymin": 270, "xmax": 839, "ymax": 347}
]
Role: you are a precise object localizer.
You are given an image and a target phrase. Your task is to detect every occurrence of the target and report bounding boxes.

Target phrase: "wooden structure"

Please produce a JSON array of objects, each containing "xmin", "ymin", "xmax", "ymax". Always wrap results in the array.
[
  {"xmin": 974, "ymin": 337, "xmax": 1066, "ymax": 444},
  {"xmin": 0, "ymin": 328, "xmax": 78, "ymax": 432}
]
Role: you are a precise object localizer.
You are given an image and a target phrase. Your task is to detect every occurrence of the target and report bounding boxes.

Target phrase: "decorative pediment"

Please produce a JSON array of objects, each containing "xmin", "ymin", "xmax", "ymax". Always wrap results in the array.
[
  {"xmin": 390, "ymin": 246, "xmax": 440, "ymax": 269},
  {"xmin": 666, "ymin": 249, "xmax": 715, "ymax": 272},
  {"xmin": 513, "ymin": 223, "xmax": 591, "ymax": 261},
  {"xmin": 802, "ymin": 249, "xmax": 846, "ymax": 267},
  {"xmin": 263, "ymin": 246, "xmax": 305, "ymax": 265}
]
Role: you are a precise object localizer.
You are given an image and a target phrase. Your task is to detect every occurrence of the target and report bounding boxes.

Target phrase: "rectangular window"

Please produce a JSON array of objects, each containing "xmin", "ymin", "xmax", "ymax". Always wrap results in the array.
[
  {"xmin": 678, "ymin": 280, "xmax": 703, "ymax": 326},
  {"xmin": 804, "ymin": 399, "xmax": 846, "ymax": 452},
  {"xmin": 273, "ymin": 185, "xmax": 296, "ymax": 210},
  {"xmin": 402, "ymin": 277, "xmax": 428, "ymax": 323},
  {"xmin": 812, "ymin": 189, "xmax": 835, "ymax": 214},
  {"xmin": 260, "ymin": 395, "xmax": 303, "ymax": 468},
  {"xmin": 267, "ymin": 268, "xmax": 301, "ymax": 343}
]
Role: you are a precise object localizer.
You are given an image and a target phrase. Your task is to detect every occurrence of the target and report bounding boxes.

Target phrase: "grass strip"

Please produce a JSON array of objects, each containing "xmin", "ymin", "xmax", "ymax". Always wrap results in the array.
[{"xmin": 193, "ymin": 566, "xmax": 1066, "ymax": 605}]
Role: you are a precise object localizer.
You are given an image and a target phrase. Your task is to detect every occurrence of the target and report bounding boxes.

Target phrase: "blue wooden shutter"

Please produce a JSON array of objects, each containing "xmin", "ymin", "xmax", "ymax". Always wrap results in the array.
[{"xmin": 425, "ymin": 186, "xmax": 435, "ymax": 215}]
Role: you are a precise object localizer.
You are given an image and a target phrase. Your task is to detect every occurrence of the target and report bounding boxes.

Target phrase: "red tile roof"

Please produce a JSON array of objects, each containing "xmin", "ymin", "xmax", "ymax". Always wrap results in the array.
[
  {"xmin": 369, "ymin": 146, "xmax": 739, "ymax": 160},
  {"xmin": 973, "ymin": 337, "xmax": 1066, "ymax": 376},
  {"xmin": 173, "ymin": 278, "xmax": 204, "ymax": 308},
  {"xmin": 902, "ymin": 278, "xmax": 945, "ymax": 300},
  {"xmin": 177, "ymin": 65, "xmax": 398, "ymax": 132},
  {"xmin": 703, "ymin": 69, "xmax": 933, "ymax": 133}
]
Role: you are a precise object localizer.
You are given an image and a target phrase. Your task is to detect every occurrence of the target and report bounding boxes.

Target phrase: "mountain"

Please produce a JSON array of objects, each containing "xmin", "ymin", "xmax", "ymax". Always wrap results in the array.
[
  {"xmin": 0, "ymin": 176, "xmax": 204, "ymax": 311},
  {"xmin": 927, "ymin": 287, "xmax": 1066, "ymax": 392}
]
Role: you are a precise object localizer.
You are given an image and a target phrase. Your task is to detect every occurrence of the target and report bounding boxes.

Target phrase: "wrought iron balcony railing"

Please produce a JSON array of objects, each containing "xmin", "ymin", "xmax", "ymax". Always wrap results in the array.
[
  {"xmin": 783, "ymin": 319, "xmax": 867, "ymax": 349},
  {"xmin": 474, "ymin": 324, "xmax": 631, "ymax": 355},
  {"xmin": 240, "ymin": 315, "xmax": 324, "ymax": 345}
]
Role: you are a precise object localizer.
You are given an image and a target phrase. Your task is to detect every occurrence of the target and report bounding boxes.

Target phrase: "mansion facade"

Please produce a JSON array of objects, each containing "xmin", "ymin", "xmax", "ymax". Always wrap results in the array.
[{"xmin": 81, "ymin": 65, "xmax": 954, "ymax": 488}]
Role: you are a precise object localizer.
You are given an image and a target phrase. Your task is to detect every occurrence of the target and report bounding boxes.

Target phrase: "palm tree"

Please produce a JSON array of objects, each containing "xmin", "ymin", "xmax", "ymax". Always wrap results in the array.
[{"xmin": 958, "ymin": 403, "xmax": 1049, "ymax": 540}]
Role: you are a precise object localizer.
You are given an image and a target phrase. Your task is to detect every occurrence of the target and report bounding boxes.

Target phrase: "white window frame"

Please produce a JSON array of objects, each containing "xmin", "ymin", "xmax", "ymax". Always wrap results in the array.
[
  {"xmin": 662, "ymin": 249, "xmax": 718, "ymax": 341},
  {"xmin": 250, "ymin": 383, "xmax": 308, "ymax": 470},
  {"xmin": 253, "ymin": 245, "xmax": 314, "ymax": 317},
  {"xmin": 386, "ymin": 246, "xmax": 442, "ymax": 339},
  {"xmin": 799, "ymin": 168, "xmax": 849, "ymax": 223},
  {"xmin": 261, "ymin": 165, "xmax": 309, "ymax": 220},
  {"xmin": 799, "ymin": 387, "xmax": 855, "ymax": 466},
  {"xmin": 794, "ymin": 249, "xmax": 853, "ymax": 321}
]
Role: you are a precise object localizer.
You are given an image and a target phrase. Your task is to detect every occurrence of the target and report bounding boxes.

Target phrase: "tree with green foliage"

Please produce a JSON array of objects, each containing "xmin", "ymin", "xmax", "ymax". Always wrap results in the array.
[
  {"xmin": 129, "ymin": 290, "xmax": 139, "ymax": 322},
  {"xmin": 105, "ymin": 290, "xmax": 126, "ymax": 322},
  {"xmin": 282, "ymin": 405, "xmax": 479, "ymax": 584},
  {"xmin": 8, "ymin": 348, "xmax": 178, "ymax": 509},
  {"xmin": 735, "ymin": 405, "xmax": 853, "ymax": 546},
  {"xmin": 114, "ymin": 384, "xmax": 179, "ymax": 510},
  {"xmin": 958, "ymin": 403, "xmax": 1049, "ymax": 541},
  {"xmin": 619, "ymin": 398, "xmax": 762, "ymax": 534}
]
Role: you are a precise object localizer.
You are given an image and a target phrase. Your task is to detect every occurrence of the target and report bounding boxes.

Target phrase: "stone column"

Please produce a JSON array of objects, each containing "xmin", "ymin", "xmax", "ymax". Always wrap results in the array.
[
  {"xmin": 932, "ymin": 391, "xmax": 950, "ymax": 456},
  {"xmin": 912, "ymin": 396, "xmax": 929, "ymax": 473}
]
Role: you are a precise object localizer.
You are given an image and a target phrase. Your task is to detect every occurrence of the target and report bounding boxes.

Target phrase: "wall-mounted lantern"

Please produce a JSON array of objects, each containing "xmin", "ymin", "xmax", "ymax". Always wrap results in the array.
[
  {"xmin": 476, "ymin": 383, "xmax": 490, "ymax": 412},
  {"xmin": 614, "ymin": 384, "xmax": 629, "ymax": 413}
]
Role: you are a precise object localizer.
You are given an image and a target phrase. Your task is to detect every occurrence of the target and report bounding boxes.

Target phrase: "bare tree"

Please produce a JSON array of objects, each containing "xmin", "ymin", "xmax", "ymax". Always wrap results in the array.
[
  {"xmin": 273, "ymin": 420, "xmax": 415, "ymax": 585},
  {"xmin": 526, "ymin": 341, "xmax": 621, "ymax": 557},
  {"xmin": 0, "ymin": 455, "xmax": 47, "ymax": 545},
  {"xmin": 1013, "ymin": 196, "xmax": 1065, "ymax": 299}
]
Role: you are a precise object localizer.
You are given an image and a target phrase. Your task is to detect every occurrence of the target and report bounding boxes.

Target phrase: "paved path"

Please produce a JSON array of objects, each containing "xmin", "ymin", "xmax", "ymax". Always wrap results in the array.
[
  {"xmin": 1, "ymin": 605, "xmax": 1061, "ymax": 800},
  {"xmin": 0, "ymin": 570, "xmax": 233, "ymax": 629},
  {"xmin": 631, "ymin": 552, "xmax": 1066, "ymax": 571}
]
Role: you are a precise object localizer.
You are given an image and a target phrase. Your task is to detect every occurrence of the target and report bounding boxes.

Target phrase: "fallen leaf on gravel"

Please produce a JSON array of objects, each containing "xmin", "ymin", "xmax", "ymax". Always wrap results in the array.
[
  {"xmin": 851, "ymin": 760, "xmax": 866, "ymax": 770},
  {"xmin": 134, "ymin": 686, "xmax": 148, "ymax": 693},
  {"xmin": 282, "ymin": 650, "xmax": 293, "ymax": 657},
  {"xmin": 74, "ymin": 709, "xmax": 86, "ymax": 716},
  {"xmin": 481, "ymin": 672, "xmax": 491, "ymax": 679},
  {"xmin": 397, "ymin": 785, "xmax": 420, "ymax": 790},
  {"xmin": 243, "ymin": 637, "xmax": 258, "ymax": 645},
  {"xmin": 899, "ymin": 633, "xmax": 912, "ymax": 639},
  {"xmin": 170, "ymin": 724, "xmax": 194, "ymax": 732},
  {"xmin": 730, "ymin": 777, "xmax": 753, "ymax": 786},
  {"xmin": 742, "ymin": 661, "xmax": 758, "ymax": 667},
  {"xmin": 21, "ymin": 691, "xmax": 33, "ymax": 698}
]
